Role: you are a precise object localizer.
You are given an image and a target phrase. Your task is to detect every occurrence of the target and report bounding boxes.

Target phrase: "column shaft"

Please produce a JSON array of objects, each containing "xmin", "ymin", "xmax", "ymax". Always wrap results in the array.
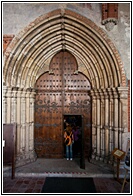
[
  {"xmin": 21, "ymin": 91, "xmax": 26, "ymax": 151},
  {"xmin": 105, "ymin": 92, "xmax": 109, "ymax": 158},
  {"xmin": 6, "ymin": 88, "xmax": 12, "ymax": 123},
  {"xmin": 91, "ymin": 90, "xmax": 97, "ymax": 158},
  {"xmin": 113, "ymin": 90, "xmax": 119, "ymax": 148},
  {"xmin": 16, "ymin": 89, "xmax": 21, "ymax": 154},
  {"xmin": 25, "ymin": 90, "xmax": 30, "ymax": 153},
  {"xmin": 29, "ymin": 90, "xmax": 35, "ymax": 151},
  {"xmin": 100, "ymin": 91, "xmax": 105, "ymax": 159},
  {"xmin": 3, "ymin": 87, "xmax": 7, "ymax": 123},
  {"xmin": 96, "ymin": 96, "xmax": 100, "ymax": 158}
]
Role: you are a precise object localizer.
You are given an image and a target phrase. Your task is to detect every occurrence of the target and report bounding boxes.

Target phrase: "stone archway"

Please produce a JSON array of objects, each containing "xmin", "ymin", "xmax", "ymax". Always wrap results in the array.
[{"xmin": 3, "ymin": 9, "xmax": 128, "ymax": 166}]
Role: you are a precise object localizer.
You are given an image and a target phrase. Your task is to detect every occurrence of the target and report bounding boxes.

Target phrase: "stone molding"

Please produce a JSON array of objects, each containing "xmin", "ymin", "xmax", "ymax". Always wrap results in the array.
[
  {"xmin": 91, "ymin": 86, "xmax": 128, "ymax": 162},
  {"xmin": 90, "ymin": 87, "xmax": 128, "ymax": 99},
  {"xmin": 3, "ymin": 9, "xmax": 126, "ymax": 88},
  {"xmin": 118, "ymin": 87, "xmax": 128, "ymax": 99},
  {"xmin": 3, "ymin": 87, "xmax": 37, "ymax": 165}
]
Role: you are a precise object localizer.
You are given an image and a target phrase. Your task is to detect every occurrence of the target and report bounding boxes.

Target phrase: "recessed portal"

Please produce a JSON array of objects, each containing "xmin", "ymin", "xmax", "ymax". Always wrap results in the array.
[{"xmin": 34, "ymin": 50, "xmax": 92, "ymax": 159}]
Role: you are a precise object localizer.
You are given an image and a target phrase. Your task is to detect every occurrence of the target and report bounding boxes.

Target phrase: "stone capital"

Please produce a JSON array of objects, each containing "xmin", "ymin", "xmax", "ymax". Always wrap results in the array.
[
  {"xmin": 102, "ymin": 89, "xmax": 109, "ymax": 98},
  {"xmin": 3, "ymin": 85, "xmax": 8, "ymax": 92},
  {"xmin": 92, "ymin": 89, "xmax": 101, "ymax": 99},
  {"xmin": 109, "ymin": 88, "xmax": 119, "ymax": 99},
  {"xmin": 90, "ymin": 90, "xmax": 96, "ymax": 99},
  {"xmin": 12, "ymin": 90, "xmax": 17, "ymax": 98},
  {"xmin": 20, "ymin": 90, "xmax": 27, "ymax": 98},
  {"xmin": 12, "ymin": 87, "xmax": 19, "ymax": 91},
  {"xmin": 98, "ymin": 89, "xmax": 104, "ymax": 99},
  {"xmin": 26, "ymin": 87, "xmax": 33, "ymax": 92},
  {"xmin": 17, "ymin": 88, "xmax": 23, "ymax": 98},
  {"xmin": 6, "ymin": 87, "xmax": 13, "ymax": 97},
  {"xmin": 117, "ymin": 87, "xmax": 128, "ymax": 99},
  {"xmin": 30, "ymin": 89, "xmax": 36, "ymax": 98}
]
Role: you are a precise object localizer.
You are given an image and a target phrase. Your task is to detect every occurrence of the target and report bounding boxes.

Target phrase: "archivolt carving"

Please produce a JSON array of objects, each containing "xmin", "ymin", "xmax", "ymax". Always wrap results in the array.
[
  {"xmin": 3, "ymin": 9, "xmax": 129, "ymax": 165},
  {"xmin": 3, "ymin": 9, "xmax": 126, "ymax": 89}
]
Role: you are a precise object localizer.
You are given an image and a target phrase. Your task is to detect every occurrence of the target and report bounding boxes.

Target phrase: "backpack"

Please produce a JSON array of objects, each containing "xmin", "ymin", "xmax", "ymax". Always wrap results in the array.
[{"xmin": 64, "ymin": 131, "xmax": 72, "ymax": 145}]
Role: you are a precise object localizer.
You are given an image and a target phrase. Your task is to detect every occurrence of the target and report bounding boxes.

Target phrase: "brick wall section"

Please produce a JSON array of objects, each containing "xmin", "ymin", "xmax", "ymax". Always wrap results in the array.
[
  {"xmin": 102, "ymin": 3, "xmax": 118, "ymax": 20},
  {"xmin": 128, "ymin": 80, "xmax": 130, "ymax": 132},
  {"xmin": 3, "ymin": 35, "xmax": 15, "ymax": 54},
  {"xmin": 102, "ymin": 4, "xmax": 108, "ymax": 20}
]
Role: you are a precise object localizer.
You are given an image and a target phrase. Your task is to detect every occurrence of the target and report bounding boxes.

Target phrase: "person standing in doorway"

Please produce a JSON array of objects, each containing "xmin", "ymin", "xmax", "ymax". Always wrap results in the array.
[{"xmin": 64, "ymin": 125, "xmax": 74, "ymax": 160}]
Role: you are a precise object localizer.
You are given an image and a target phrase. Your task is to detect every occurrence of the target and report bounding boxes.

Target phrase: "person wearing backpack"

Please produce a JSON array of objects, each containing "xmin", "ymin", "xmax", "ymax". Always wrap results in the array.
[{"xmin": 64, "ymin": 125, "xmax": 74, "ymax": 160}]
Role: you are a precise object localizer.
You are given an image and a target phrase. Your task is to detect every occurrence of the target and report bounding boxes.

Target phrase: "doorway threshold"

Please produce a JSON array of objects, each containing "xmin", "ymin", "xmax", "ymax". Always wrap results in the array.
[{"xmin": 3, "ymin": 158, "xmax": 114, "ymax": 178}]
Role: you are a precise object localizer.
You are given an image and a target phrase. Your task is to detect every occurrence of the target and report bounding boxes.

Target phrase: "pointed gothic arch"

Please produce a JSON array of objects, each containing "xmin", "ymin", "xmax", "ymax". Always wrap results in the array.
[
  {"xmin": 3, "ymin": 9, "xmax": 126, "ymax": 89},
  {"xmin": 3, "ymin": 9, "xmax": 128, "ymax": 166}
]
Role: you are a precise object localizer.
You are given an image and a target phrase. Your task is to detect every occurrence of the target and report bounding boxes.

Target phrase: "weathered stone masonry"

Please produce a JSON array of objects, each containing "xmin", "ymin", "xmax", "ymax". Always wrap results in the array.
[{"xmin": 3, "ymin": 8, "xmax": 129, "ymax": 166}]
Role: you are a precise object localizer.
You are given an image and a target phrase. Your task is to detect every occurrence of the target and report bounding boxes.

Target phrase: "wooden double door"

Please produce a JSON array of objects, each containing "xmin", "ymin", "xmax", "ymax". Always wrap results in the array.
[{"xmin": 34, "ymin": 51, "xmax": 92, "ymax": 159}]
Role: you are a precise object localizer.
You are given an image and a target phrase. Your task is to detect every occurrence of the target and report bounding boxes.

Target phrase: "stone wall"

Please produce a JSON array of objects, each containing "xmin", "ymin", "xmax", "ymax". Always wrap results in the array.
[
  {"xmin": 3, "ymin": 3, "xmax": 130, "ymax": 80},
  {"xmin": 2, "ymin": 4, "xmax": 130, "ymax": 166}
]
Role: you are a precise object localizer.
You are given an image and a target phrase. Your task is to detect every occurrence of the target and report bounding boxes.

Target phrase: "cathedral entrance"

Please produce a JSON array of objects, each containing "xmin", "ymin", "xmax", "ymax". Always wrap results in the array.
[{"xmin": 34, "ymin": 50, "xmax": 92, "ymax": 159}]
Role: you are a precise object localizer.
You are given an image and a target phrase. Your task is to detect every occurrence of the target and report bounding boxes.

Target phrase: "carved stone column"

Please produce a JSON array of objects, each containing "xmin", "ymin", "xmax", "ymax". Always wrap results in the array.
[
  {"xmin": 96, "ymin": 90, "xmax": 101, "ymax": 160},
  {"xmin": 3, "ymin": 86, "xmax": 7, "ymax": 123},
  {"xmin": 11, "ymin": 87, "xmax": 18, "ymax": 123},
  {"xmin": 99, "ymin": 90, "xmax": 105, "ymax": 161},
  {"xmin": 118, "ymin": 87, "xmax": 129, "ymax": 152},
  {"xmin": 104, "ymin": 89, "xmax": 109, "ymax": 162},
  {"xmin": 107, "ymin": 88, "xmax": 114, "ymax": 163},
  {"xmin": 16, "ymin": 88, "xmax": 37, "ymax": 166},
  {"xmin": 20, "ymin": 90, "xmax": 26, "ymax": 152},
  {"xmin": 90, "ymin": 85, "xmax": 129, "ymax": 165},
  {"xmin": 90, "ymin": 90, "xmax": 97, "ymax": 159},
  {"xmin": 16, "ymin": 88, "xmax": 22, "ymax": 155},
  {"xmin": 6, "ymin": 87, "xmax": 12, "ymax": 123},
  {"xmin": 113, "ymin": 88, "xmax": 119, "ymax": 149},
  {"xmin": 29, "ymin": 89, "xmax": 37, "ymax": 160},
  {"xmin": 25, "ymin": 89, "xmax": 30, "ymax": 154}
]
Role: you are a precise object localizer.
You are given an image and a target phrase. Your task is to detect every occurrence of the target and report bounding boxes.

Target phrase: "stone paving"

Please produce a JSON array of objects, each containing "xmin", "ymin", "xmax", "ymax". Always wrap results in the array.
[
  {"xmin": 3, "ymin": 176, "xmax": 130, "ymax": 193},
  {"xmin": 4, "ymin": 158, "xmax": 114, "ymax": 177},
  {"xmin": 3, "ymin": 158, "xmax": 131, "ymax": 194}
]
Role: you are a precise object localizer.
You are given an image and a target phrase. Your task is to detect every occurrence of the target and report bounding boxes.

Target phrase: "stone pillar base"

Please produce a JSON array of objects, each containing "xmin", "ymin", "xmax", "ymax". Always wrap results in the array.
[
  {"xmin": 92, "ymin": 154, "xmax": 111, "ymax": 164},
  {"xmin": 15, "ymin": 150, "xmax": 37, "ymax": 167},
  {"xmin": 95, "ymin": 156, "xmax": 100, "ymax": 161},
  {"xmin": 91, "ymin": 154, "xmax": 96, "ymax": 159},
  {"xmin": 100, "ymin": 157, "xmax": 104, "ymax": 161}
]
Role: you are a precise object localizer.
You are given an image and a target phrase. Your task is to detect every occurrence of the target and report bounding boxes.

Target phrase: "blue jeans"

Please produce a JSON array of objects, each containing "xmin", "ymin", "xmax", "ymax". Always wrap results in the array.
[{"xmin": 66, "ymin": 144, "xmax": 73, "ymax": 159}]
